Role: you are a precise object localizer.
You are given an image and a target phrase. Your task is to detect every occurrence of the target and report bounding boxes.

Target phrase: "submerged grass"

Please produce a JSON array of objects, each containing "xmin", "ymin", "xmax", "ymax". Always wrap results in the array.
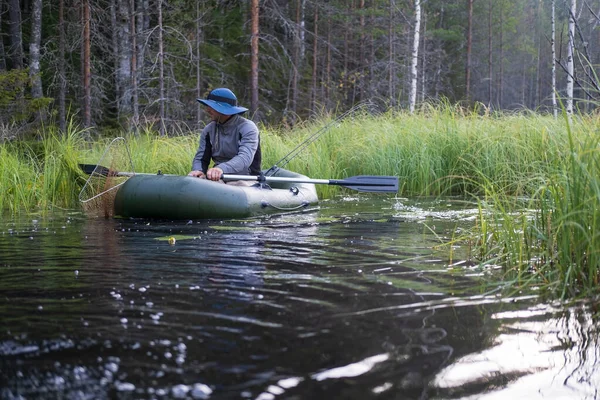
[{"xmin": 2, "ymin": 104, "xmax": 600, "ymax": 298}]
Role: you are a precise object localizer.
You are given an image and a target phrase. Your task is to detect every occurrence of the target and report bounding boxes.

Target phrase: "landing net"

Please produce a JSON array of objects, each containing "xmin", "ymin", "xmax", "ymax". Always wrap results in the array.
[{"xmin": 79, "ymin": 137, "xmax": 135, "ymax": 218}]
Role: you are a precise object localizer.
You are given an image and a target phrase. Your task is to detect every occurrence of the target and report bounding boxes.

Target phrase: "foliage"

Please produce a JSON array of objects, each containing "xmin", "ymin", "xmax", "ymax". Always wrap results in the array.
[
  {"xmin": 0, "ymin": 69, "xmax": 53, "ymax": 133},
  {"xmin": 4, "ymin": 0, "xmax": 599, "ymax": 133}
]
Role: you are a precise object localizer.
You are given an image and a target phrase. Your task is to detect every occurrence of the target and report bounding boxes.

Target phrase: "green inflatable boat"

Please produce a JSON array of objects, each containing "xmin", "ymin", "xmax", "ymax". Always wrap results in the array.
[{"xmin": 113, "ymin": 168, "xmax": 319, "ymax": 220}]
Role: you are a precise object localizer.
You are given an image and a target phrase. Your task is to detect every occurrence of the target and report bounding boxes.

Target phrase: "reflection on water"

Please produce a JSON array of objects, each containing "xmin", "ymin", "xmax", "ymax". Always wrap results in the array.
[
  {"xmin": 433, "ymin": 304, "xmax": 600, "ymax": 399},
  {"xmin": 0, "ymin": 196, "xmax": 597, "ymax": 399}
]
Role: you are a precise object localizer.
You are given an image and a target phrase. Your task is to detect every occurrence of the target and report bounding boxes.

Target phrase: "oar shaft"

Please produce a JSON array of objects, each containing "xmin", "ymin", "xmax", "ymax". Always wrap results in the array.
[
  {"xmin": 223, "ymin": 174, "xmax": 398, "ymax": 192},
  {"xmin": 223, "ymin": 174, "xmax": 329, "ymax": 185}
]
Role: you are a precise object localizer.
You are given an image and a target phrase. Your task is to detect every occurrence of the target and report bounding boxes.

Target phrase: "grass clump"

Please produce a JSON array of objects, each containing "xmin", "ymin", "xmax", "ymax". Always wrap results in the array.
[
  {"xmin": 460, "ymin": 112, "xmax": 600, "ymax": 298},
  {"xmin": 0, "ymin": 121, "xmax": 87, "ymax": 213}
]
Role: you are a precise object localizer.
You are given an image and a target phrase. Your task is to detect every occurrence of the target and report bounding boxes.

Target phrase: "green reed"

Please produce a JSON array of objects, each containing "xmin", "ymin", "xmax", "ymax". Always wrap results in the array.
[
  {"xmin": 461, "ymin": 111, "xmax": 600, "ymax": 298},
  {"xmin": 0, "ymin": 106, "xmax": 577, "ymax": 211},
  {"xmin": 2, "ymin": 105, "xmax": 600, "ymax": 297},
  {"xmin": 0, "ymin": 120, "xmax": 88, "ymax": 213}
]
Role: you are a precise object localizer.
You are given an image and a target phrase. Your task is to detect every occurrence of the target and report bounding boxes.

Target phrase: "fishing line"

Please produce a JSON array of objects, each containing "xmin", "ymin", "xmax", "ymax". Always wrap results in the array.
[{"xmin": 264, "ymin": 100, "xmax": 377, "ymax": 176}]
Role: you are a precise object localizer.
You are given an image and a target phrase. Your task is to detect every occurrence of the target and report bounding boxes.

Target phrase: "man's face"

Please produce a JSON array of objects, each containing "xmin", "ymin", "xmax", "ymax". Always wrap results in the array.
[{"xmin": 206, "ymin": 106, "xmax": 228, "ymax": 122}]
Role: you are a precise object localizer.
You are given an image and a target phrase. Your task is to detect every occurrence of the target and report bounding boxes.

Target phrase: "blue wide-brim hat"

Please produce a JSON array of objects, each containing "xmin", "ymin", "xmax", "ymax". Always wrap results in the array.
[{"xmin": 197, "ymin": 88, "xmax": 248, "ymax": 115}]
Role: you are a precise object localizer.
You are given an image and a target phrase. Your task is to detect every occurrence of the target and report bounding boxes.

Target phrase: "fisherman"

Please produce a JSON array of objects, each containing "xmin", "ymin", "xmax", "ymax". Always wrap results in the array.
[{"xmin": 189, "ymin": 87, "xmax": 261, "ymax": 183}]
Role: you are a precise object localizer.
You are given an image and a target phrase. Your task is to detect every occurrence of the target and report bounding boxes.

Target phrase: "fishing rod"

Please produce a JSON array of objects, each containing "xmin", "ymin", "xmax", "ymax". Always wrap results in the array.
[
  {"xmin": 264, "ymin": 101, "xmax": 375, "ymax": 176},
  {"xmin": 79, "ymin": 163, "xmax": 399, "ymax": 193}
]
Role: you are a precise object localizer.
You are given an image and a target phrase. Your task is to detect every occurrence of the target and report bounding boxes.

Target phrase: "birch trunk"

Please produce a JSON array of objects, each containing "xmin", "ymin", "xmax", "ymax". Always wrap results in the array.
[
  {"xmin": 566, "ymin": 0, "xmax": 576, "ymax": 115},
  {"xmin": 29, "ymin": 0, "xmax": 43, "ymax": 99},
  {"xmin": 421, "ymin": 12, "xmax": 426, "ymax": 103},
  {"xmin": 117, "ymin": 0, "xmax": 132, "ymax": 116},
  {"xmin": 409, "ymin": 0, "xmax": 421, "ymax": 113}
]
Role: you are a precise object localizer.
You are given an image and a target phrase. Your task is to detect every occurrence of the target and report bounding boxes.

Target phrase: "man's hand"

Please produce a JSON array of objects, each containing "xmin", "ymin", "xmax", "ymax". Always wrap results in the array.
[
  {"xmin": 188, "ymin": 170, "xmax": 205, "ymax": 178},
  {"xmin": 206, "ymin": 167, "xmax": 223, "ymax": 181}
]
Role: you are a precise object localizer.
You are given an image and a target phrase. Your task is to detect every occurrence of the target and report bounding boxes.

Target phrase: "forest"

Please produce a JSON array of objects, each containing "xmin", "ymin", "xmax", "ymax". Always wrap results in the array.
[{"xmin": 0, "ymin": 0, "xmax": 599, "ymax": 138}]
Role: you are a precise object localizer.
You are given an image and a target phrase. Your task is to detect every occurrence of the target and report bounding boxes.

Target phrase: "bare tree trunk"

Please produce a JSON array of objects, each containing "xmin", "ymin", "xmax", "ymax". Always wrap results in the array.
[
  {"xmin": 29, "ymin": 0, "xmax": 43, "ymax": 99},
  {"xmin": 343, "ymin": 1, "xmax": 350, "ymax": 104},
  {"xmin": 521, "ymin": 59, "xmax": 526, "ymax": 106},
  {"xmin": 196, "ymin": 0, "xmax": 204, "ymax": 128},
  {"xmin": 0, "ymin": 0, "xmax": 6, "ymax": 70},
  {"xmin": 566, "ymin": 0, "xmax": 576, "ymax": 115},
  {"xmin": 310, "ymin": 4, "xmax": 318, "ymax": 115},
  {"xmin": 421, "ymin": 11, "xmax": 426, "ymax": 103},
  {"xmin": 110, "ymin": 0, "xmax": 120, "ymax": 115},
  {"xmin": 117, "ymin": 0, "xmax": 132, "ymax": 117},
  {"xmin": 389, "ymin": 0, "xmax": 394, "ymax": 106},
  {"xmin": 535, "ymin": 0, "xmax": 542, "ymax": 109},
  {"xmin": 409, "ymin": 0, "xmax": 421, "ymax": 113},
  {"xmin": 551, "ymin": 0, "xmax": 557, "ymax": 117},
  {"xmin": 290, "ymin": 0, "xmax": 302, "ymax": 124},
  {"xmin": 299, "ymin": 0, "xmax": 305, "ymax": 61},
  {"xmin": 131, "ymin": 0, "xmax": 139, "ymax": 131},
  {"xmin": 465, "ymin": 0, "xmax": 473, "ymax": 103},
  {"xmin": 499, "ymin": 11, "xmax": 504, "ymax": 107},
  {"xmin": 488, "ymin": 0, "xmax": 493, "ymax": 107},
  {"xmin": 82, "ymin": 0, "xmax": 92, "ymax": 128},
  {"xmin": 359, "ymin": 0, "xmax": 365, "ymax": 102},
  {"xmin": 325, "ymin": 12, "xmax": 331, "ymax": 109},
  {"xmin": 369, "ymin": 3, "xmax": 376, "ymax": 100},
  {"xmin": 158, "ymin": 0, "xmax": 165, "ymax": 135},
  {"xmin": 250, "ymin": 0, "xmax": 259, "ymax": 117},
  {"xmin": 58, "ymin": 0, "xmax": 66, "ymax": 131},
  {"xmin": 137, "ymin": 0, "xmax": 148, "ymax": 92},
  {"xmin": 7, "ymin": 0, "xmax": 23, "ymax": 69}
]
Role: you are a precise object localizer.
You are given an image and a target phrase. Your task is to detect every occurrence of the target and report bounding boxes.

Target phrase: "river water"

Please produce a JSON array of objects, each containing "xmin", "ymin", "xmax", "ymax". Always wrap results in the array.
[{"xmin": 0, "ymin": 196, "xmax": 598, "ymax": 399}]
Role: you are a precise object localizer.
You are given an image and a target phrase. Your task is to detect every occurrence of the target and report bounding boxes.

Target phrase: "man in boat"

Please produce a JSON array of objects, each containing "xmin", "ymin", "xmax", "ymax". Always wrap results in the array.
[{"xmin": 189, "ymin": 88, "xmax": 261, "ymax": 183}]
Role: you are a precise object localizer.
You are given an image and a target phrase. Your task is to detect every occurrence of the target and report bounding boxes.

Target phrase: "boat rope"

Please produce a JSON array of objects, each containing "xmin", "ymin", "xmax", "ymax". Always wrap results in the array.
[{"xmin": 260, "ymin": 200, "xmax": 311, "ymax": 211}]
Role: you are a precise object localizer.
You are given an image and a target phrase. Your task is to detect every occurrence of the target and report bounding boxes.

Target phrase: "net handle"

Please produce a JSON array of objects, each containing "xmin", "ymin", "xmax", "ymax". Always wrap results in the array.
[{"xmin": 78, "ymin": 137, "xmax": 135, "ymax": 203}]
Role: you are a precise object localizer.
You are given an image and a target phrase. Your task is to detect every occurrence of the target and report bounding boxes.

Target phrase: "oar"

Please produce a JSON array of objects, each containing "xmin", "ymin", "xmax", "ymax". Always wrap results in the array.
[
  {"xmin": 222, "ymin": 174, "xmax": 399, "ymax": 193},
  {"xmin": 79, "ymin": 164, "xmax": 399, "ymax": 193}
]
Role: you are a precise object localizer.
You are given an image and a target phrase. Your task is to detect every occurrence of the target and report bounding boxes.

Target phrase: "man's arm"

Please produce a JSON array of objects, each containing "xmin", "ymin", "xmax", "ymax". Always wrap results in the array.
[{"xmin": 190, "ymin": 126, "xmax": 213, "ymax": 176}]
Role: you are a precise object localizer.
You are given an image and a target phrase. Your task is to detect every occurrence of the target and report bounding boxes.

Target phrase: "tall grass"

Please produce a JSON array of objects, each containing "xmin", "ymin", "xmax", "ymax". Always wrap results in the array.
[
  {"xmin": 462, "ymin": 111, "xmax": 600, "ymax": 298},
  {"xmin": 0, "ymin": 120, "xmax": 87, "ymax": 213},
  {"xmin": 3, "ymin": 106, "xmax": 600, "ymax": 298},
  {"xmin": 0, "ymin": 105, "xmax": 578, "ymax": 212}
]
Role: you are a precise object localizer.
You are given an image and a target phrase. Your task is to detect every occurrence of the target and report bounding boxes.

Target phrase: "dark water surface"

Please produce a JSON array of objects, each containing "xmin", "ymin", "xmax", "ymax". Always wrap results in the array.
[{"xmin": 1, "ymin": 196, "xmax": 598, "ymax": 399}]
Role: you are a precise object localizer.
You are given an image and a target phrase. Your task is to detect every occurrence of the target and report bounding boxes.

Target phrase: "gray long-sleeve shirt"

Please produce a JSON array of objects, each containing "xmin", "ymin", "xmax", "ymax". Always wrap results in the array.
[{"xmin": 191, "ymin": 114, "xmax": 259, "ymax": 175}]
